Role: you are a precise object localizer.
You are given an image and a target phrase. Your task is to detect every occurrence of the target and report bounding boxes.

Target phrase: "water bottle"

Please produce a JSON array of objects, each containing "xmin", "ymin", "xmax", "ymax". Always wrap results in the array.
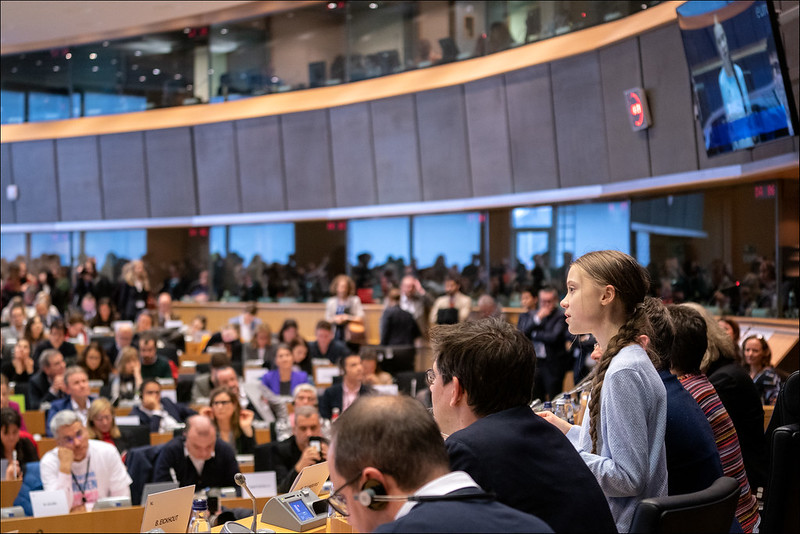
[
  {"xmin": 554, "ymin": 396, "xmax": 574, "ymax": 424},
  {"xmin": 542, "ymin": 401, "xmax": 554, "ymax": 413},
  {"xmin": 187, "ymin": 498, "xmax": 211, "ymax": 533}
]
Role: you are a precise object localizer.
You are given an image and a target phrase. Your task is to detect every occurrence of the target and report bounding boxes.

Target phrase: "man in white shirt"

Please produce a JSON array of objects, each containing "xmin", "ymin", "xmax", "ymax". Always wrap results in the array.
[
  {"xmin": 429, "ymin": 277, "xmax": 472, "ymax": 327},
  {"xmin": 327, "ymin": 395, "xmax": 552, "ymax": 533},
  {"xmin": 40, "ymin": 410, "xmax": 132, "ymax": 513}
]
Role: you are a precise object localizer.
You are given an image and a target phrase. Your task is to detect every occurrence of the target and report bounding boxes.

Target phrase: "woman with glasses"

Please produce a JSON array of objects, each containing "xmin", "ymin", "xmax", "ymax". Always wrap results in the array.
[
  {"xmin": 87, "ymin": 398, "xmax": 130, "ymax": 458},
  {"xmin": 742, "ymin": 334, "xmax": 782, "ymax": 405},
  {"xmin": 201, "ymin": 387, "xmax": 255, "ymax": 454}
]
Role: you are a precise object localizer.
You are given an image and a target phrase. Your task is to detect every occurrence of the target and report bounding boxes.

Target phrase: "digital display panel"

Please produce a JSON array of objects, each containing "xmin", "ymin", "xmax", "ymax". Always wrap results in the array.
[{"xmin": 288, "ymin": 499, "xmax": 314, "ymax": 521}]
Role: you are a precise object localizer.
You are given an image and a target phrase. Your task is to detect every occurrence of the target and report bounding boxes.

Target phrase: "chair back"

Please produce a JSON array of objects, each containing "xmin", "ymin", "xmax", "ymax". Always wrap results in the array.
[
  {"xmin": 760, "ymin": 423, "xmax": 800, "ymax": 533},
  {"xmin": 253, "ymin": 442, "xmax": 275, "ymax": 473},
  {"xmin": 629, "ymin": 476, "xmax": 739, "ymax": 534}
]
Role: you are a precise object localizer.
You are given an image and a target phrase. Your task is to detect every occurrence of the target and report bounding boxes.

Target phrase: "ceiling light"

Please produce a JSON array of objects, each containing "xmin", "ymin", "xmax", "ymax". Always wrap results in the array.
[
  {"xmin": 220, "ymin": 28, "xmax": 229, "ymax": 35},
  {"xmin": 65, "ymin": 52, "xmax": 72, "ymax": 60},
  {"xmin": 174, "ymin": 73, "xmax": 182, "ymax": 80},
  {"xmin": 134, "ymin": 50, "xmax": 142, "ymax": 56},
  {"xmin": 92, "ymin": 66, "xmax": 99, "ymax": 72},
  {"xmin": 102, "ymin": 41, "xmax": 110, "ymax": 47},
  {"xmin": 53, "ymin": 66, "xmax": 60, "ymax": 72},
  {"xmin": 369, "ymin": 2, "xmax": 378, "ymax": 8},
  {"xmin": 153, "ymin": 68, "xmax": 161, "ymax": 75},
  {"xmin": 139, "ymin": 75, "xmax": 146, "ymax": 82},
  {"xmin": 89, "ymin": 52, "xmax": 97, "ymax": 60}
]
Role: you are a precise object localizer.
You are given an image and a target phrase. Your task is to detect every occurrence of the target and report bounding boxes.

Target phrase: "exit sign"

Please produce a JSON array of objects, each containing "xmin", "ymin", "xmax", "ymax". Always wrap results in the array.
[{"xmin": 754, "ymin": 183, "xmax": 777, "ymax": 199}]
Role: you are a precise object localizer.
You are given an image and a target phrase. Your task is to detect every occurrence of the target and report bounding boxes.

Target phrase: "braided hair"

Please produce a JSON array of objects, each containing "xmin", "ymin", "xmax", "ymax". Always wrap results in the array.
[{"xmin": 572, "ymin": 251, "xmax": 653, "ymax": 454}]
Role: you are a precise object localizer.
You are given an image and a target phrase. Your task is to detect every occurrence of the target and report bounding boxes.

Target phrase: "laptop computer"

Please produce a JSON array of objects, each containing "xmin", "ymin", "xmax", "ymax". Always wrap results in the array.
[
  {"xmin": 140, "ymin": 481, "xmax": 179, "ymax": 507},
  {"xmin": 289, "ymin": 461, "xmax": 329, "ymax": 496}
]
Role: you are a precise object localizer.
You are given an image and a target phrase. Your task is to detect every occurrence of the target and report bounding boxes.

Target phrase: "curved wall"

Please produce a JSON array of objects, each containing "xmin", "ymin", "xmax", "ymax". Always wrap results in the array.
[{"xmin": 1, "ymin": 2, "xmax": 797, "ymax": 229}]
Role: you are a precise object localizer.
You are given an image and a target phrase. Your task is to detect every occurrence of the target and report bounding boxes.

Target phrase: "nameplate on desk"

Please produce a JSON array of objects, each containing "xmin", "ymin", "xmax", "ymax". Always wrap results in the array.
[
  {"xmin": 140, "ymin": 484, "xmax": 194, "ymax": 534},
  {"xmin": 372, "ymin": 384, "xmax": 399, "ymax": 396},
  {"xmin": 30, "ymin": 489, "xmax": 69, "ymax": 517},
  {"xmin": 244, "ymin": 368, "xmax": 265, "ymax": 384},
  {"xmin": 161, "ymin": 389, "xmax": 177, "ymax": 403},
  {"xmin": 115, "ymin": 415, "xmax": 141, "ymax": 426},
  {"xmin": 314, "ymin": 366, "xmax": 340, "ymax": 385},
  {"xmin": 244, "ymin": 471, "xmax": 277, "ymax": 498}
]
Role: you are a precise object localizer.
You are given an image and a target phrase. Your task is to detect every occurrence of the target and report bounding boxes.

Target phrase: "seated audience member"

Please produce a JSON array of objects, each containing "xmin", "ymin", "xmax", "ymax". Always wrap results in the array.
[
  {"xmin": 152, "ymin": 415, "xmax": 240, "ymax": 492},
  {"xmin": 217, "ymin": 363, "xmax": 288, "ymax": 427},
  {"xmin": 89, "ymin": 297, "xmax": 116, "ymax": 329},
  {"xmin": 229, "ymin": 302, "xmax": 262, "ymax": 344},
  {"xmin": 429, "ymin": 317, "xmax": 615, "ymax": 533},
  {"xmin": 271, "ymin": 405, "xmax": 328, "ymax": 493},
  {"xmin": 138, "ymin": 331, "xmax": 172, "ymax": 380},
  {"xmin": 1, "ymin": 337, "xmax": 35, "ymax": 385},
  {"xmin": 134, "ymin": 309, "xmax": 156, "ymax": 336},
  {"xmin": 328, "ymin": 395, "xmax": 553, "ymax": 534},
  {"xmin": 203, "ymin": 324, "xmax": 243, "ymax": 367},
  {"xmin": 106, "ymin": 323, "xmax": 134, "ymax": 366},
  {"xmin": 190, "ymin": 353, "xmax": 231, "ymax": 400},
  {"xmin": 2, "ymin": 407, "xmax": 39, "ymax": 480},
  {"xmin": 66, "ymin": 313, "xmax": 90, "ymax": 346},
  {"xmin": 24, "ymin": 315, "xmax": 47, "ymax": 350},
  {"xmin": 26, "ymin": 349, "xmax": 68, "ymax": 411},
  {"xmin": 261, "ymin": 344, "xmax": 311, "ymax": 396},
  {"xmin": 469, "ymin": 294, "xmax": 505, "ymax": 322},
  {"xmin": 361, "ymin": 350, "xmax": 393, "ymax": 386},
  {"xmin": 742, "ymin": 334, "xmax": 781, "ymax": 405},
  {"xmin": 77, "ymin": 342, "xmax": 113, "ymax": 389},
  {"xmin": 1, "ymin": 302, "xmax": 27, "ymax": 342},
  {"xmin": 379, "ymin": 288, "xmax": 420, "ymax": 375},
  {"xmin": 184, "ymin": 314, "xmax": 208, "ymax": 342},
  {"xmin": 429, "ymin": 275, "xmax": 472, "ymax": 327},
  {"xmin": 33, "ymin": 319, "xmax": 77, "ymax": 365},
  {"xmin": 33, "ymin": 292, "xmax": 61, "ymax": 331},
  {"xmin": 642, "ymin": 298, "xmax": 723, "ymax": 496},
  {"xmin": 108, "ymin": 346, "xmax": 143, "ymax": 405},
  {"xmin": 46, "ymin": 366, "xmax": 96, "ymax": 436},
  {"xmin": 277, "ymin": 383, "xmax": 331, "ymax": 441},
  {"xmin": 201, "ymin": 386, "xmax": 255, "ymax": 455},
  {"xmin": 79, "ymin": 293, "xmax": 97, "ymax": 322},
  {"xmin": 243, "ymin": 323, "xmax": 276, "ymax": 368},
  {"xmin": 41, "ymin": 410, "xmax": 132, "ymax": 513},
  {"xmin": 187, "ymin": 270, "xmax": 211, "ymax": 302},
  {"xmin": 131, "ymin": 379, "xmax": 195, "ymax": 433},
  {"xmin": 278, "ymin": 319, "xmax": 299, "ymax": 344},
  {"xmin": 156, "ymin": 292, "xmax": 179, "ymax": 327},
  {"xmin": 669, "ymin": 305, "xmax": 759, "ymax": 533},
  {"xmin": 289, "ymin": 337, "xmax": 312, "ymax": 375},
  {"xmin": 1, "ymin": 375, "xmax": 27, "ymax": 430},
  {"xmin": 319, "ymin": 354, "xmax": 372, "ymax": 420},
  {"xmin": 87, "ymin": 398, "xmax": 130, "ymax": 458},
  {"xmin": 307, "ymin": 321, "xmax": 350, "ymax": 365},
  {"xmin": 680, "ymin": 303, "xmax": 767, "ymax": 491}
]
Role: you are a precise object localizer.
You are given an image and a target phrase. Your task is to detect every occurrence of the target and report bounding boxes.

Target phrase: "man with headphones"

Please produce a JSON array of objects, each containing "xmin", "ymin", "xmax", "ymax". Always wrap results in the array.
[{"xmin": 327, "ymin": 395, "xmax": 553, "ymax": 533}]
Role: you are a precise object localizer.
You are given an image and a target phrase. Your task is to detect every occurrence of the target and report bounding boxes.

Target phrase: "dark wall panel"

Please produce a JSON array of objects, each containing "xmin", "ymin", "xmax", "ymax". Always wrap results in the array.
[
  {"xmin": 640, "ymin": 24, "xmax": 699, "ymax": 176},
  {"xmin": 330, "ymin": 103, "xmax": 377, "ymax": 207},
  {"xmin": 56, "ymin": 136, "xmax": 103, "ymax": 221},
  {"xmin": 236, "ymin": 116, "xmax": 286, "ymax": 213},
  {"xmin": 464, "ymin": 76, "xmax": 513, "ymax": 197},
  {"xmin": 1, "ymin": 144, "xmax": 14, "ymax": 224},
  {"xmin": 282, "ymin": 110, "xmax": 334, "ymax": 210},
  {"xmin": 145, "ymin": 128, "xmax": 197, "ymax": 218},
  {"xmin": 11, "ymin": 141, "xmax": 58, "ymax": 223},
  {"xmin": 600, "ymin": 38, "xmax": 651, "ymax": 182},
  {"xmin": 505, "ymin": 65, "xmax": 559, "ymax": 192},
  {"xmin": 99, "ymin": 132, "xmax": 149, "ymax": 220},
  {"xmin": 194, "ymin": 122, "xmax": 241, "ymax": 215},
  {"xmin": 371, "ymin": 95, "xmax": 422, "ymax": 204},
  {"xmin": 416, "ymin": 86, "xmax": 472, "ymax": 201},
  {"xmin": 552, "ymin": 51, "xmax": 610, "ymax": 187}
]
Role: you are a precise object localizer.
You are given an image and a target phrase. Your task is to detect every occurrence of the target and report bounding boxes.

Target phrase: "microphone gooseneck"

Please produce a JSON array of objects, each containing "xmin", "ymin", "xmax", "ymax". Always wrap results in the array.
[{"xmin": 233, "ymin": 472, "xmax": 258, "ymax": 533}]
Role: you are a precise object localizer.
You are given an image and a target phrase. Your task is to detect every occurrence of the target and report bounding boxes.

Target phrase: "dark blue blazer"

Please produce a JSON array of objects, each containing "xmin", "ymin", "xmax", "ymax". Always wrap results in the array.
[
  {"xmin": 152, "ymin": 436, "xmax": 240, "ymax": 494},
  {"xmin": 446, "ymin": 405, "xmax": 617, "ymax": 533},
  {"xmin": 318, "ymin": 383, "xmax": 372, "ymax": 420},
  {"xmin": 130, "ymin": 397, "xmax": 197, "ymax": 432},
  {"xmin": 373, "ymin": 487, "xmax": 553, "ymax": 533},
  {"xmin": 45, "ymin": 395, "xmax": 97, "ymax": 437}
]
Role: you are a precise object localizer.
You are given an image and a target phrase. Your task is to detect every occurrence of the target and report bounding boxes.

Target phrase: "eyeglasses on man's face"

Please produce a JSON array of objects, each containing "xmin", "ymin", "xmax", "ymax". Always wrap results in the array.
[
  {"xmin": 327, "ymin": 471, "xmax": 363, "ymax": 517},
  {"xmin": 58, "ymin": 427, "xmax": 86, "ymax": 447}
]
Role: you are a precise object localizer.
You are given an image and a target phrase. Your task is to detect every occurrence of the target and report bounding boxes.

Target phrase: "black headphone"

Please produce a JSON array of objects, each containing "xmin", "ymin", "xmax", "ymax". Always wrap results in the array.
[{"xmin": 354, "ymin": 478, "xmax": 495, "ymax": 511}]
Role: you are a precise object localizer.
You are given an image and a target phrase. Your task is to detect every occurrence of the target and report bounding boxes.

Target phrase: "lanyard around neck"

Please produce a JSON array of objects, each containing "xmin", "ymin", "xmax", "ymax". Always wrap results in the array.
[{"xmin": 71, "ymin": 455, "xmax": 91, "ymax": 504}]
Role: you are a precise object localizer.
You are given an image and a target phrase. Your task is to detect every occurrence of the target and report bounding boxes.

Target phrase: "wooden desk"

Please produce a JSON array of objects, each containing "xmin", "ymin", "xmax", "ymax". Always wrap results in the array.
[
  {"xmin": 255, "ymin": 427, "xmax": 271, "ymax": 445},
  {"xmin": 150, "ymin": 432, "xmax": 174, "ymax": 446},
  {"xmin": 0, "ymin": 505, "xmax": 144, "ymax": 533},
  {"xmin": 240, "ymin": 461, "xmax": 254, "ymax": 473},
  {"xmin": 210, "ymin": 514, "xmax": 333, "ymax": 533},
  {"xmin": 22, "ymin": 410, "xmax": 46, "ymax": 436},
  {"xmin": 36, "ymin": 437, "xmax": 57, "ymax": 456},
  {"xmin": 115, "ymin": 406, "xmax": 133, "ymax": 416},
  {"xmin": 0, "ymin": 479, "xmax": 22, "ymax": 508},
  {"xmin": 763, "ymin": 405, "xmax": 775, "ymax": 431}
]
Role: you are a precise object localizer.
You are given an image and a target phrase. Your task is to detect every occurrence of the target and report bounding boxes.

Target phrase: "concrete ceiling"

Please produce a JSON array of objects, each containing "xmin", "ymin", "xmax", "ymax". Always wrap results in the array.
[{"xmin": 0, "ymin": 1, "xmax": 257, "ymax": 55}]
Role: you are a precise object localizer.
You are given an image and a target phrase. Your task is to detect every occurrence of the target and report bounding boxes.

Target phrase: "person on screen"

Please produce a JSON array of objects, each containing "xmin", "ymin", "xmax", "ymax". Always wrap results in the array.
[{"xmin": 713, "ymin": 16, "xmax": 754, "ymax": 149}]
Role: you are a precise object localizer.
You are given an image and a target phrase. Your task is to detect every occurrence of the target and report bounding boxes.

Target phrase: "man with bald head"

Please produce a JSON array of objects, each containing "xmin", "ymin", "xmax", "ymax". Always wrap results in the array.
[{"xmin": 152, "ymin": 415, "xmax": 240, "ymax": 492}]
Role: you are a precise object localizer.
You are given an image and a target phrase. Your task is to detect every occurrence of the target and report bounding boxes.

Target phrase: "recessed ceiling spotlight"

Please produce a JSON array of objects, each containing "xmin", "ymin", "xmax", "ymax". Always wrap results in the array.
[
  {"xmin": 220, "ymin": 28, "xmax": 229, "ymax": 35},
  {"xmin": 65, "ymin": 52, "xmax": 72, "ymax": 59},
  {"xmin": 369, "ymin": 2, "xmax": 378, "ymax": 9},
  {"xmin": 139, "ymin": 75, "xmax": 146, "ymax": 82},
  {"xmin": 102, "ymin": 41, "xmax": 110, "ymax": 47},
  {"xmin": 153, "ymin": 68, "xmax": 161, "ymax": 75},
  {"xmin": 53, "ymin": 66, "xmax": 60, "ymax": 72},
  {"xmin": 89, "ymin": 52, "xmax": 97, "ymax": 60},
  {"xmin": 134, "ymin": 50, "xmax": 142, "ymax": 56},
  {"xmin": 92, "ymin": 66, "xmax": 99, "ymax": 72}
]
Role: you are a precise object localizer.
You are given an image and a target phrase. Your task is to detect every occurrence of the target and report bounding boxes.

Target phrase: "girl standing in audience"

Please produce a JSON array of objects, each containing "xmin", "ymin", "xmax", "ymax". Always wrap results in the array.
[
  {"xmin": 325, "ymin": 275, "xmax": 364, "ymax": 343},
  {"xmin": 540, "ymin": 250, "xmax": 667, "ymax": 533},
  {"xmin": 203, "ymin": 387, "xmax": 255, "ymax": 454},
  {"xmin": 1, "ymin": 338, "xmax": 35, "ymax": 385},
  {"xmin": 742, "ymin": 334, "xmax": 781, "ymax": 405}
]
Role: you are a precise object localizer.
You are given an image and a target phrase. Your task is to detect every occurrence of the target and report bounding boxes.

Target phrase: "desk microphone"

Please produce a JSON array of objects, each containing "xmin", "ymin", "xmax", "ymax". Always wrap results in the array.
[{"xmin": 234, "ymin": 473, "xmax": 258, "ymax": 533}]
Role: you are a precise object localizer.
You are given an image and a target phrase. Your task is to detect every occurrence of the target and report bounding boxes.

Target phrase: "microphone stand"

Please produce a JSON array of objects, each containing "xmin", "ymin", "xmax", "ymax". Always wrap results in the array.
[{"xmin": 234, "ymin": 473, "xmax": 258, "ymax": 533}]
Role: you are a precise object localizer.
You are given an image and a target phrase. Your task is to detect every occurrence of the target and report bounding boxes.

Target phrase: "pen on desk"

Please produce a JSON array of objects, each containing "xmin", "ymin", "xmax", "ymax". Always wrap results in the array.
[
  {"xmin": 12, "ymin": 450, "xmax": 18, "ymax": 479},
  {"xmin": 169, "ymin": 467, "xmax": 178, "ymax": 483}
]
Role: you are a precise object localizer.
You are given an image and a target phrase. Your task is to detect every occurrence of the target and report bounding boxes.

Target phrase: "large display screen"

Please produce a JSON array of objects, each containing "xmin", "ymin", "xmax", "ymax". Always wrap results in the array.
[{"xmin": 676, "ymin": 1, "xmax": 796, "ymax": 156}]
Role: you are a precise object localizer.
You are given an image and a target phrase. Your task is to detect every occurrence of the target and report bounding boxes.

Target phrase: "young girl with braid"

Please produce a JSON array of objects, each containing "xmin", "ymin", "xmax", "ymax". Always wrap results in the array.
[{"xmin": 540, "ymin": 250, "xmax": 668, "ymax": 533}]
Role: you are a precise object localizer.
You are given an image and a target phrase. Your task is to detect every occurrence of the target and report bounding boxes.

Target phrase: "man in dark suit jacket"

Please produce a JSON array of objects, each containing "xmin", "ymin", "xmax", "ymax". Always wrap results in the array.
[
  {"xmin": 131, "ymin": 379, "xmax": 196, "ymax": 432},
  {"xmin": 261, "ymin": 405, "xmax": 327, "ymax": 493},
  {"xmin": 45, "ymin": 366, "xmax": 96, "ymax": 436},
  {"xmin": 429, "ymin": 317, "xmax": 616, "ymax": 533},
  {"xmin": 328, "ymin": 395, "xmax": 552, "ymax": 534},
  {"xmin": 379, "ymin": 289, "xmax": 421, "ymax": 375},
  {"xmin": 515, "ymin": 287, "xmax": 538, "ymax": 338},
  {"xmin": 307, "ymin": 321, "xmax": 350, "ymax": 365},
  {"xmin": 528, "ymin": 287, "xmax": 570, "ymax": 401},
  {"xmin": 319, "ymin": 355, "xmax": 372, "ymax": 420},
  {"xmin": 26, "ymin": 349, "xmax": 68, "ymax": 411},
  {"xmin": 32, "ymin": 320, "xmax": 77, "ymax": 365},
  {"xmin": 152, "ymin": 415, "xmax": 240, "ymax": 493}
]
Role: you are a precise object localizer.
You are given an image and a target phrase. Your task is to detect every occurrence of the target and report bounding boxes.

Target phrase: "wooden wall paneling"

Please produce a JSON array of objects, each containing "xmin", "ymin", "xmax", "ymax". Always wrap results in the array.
[
  {"xmin": 504, "ymin": 65, "xmax": 560, "ymax": 192},
  {"xmin": 98, "ymin": 132, "xmax": 149, "ymax": 220},
  {"xmin": 370, "ymin": 95, "xmax": 423, "ymax": 204},
  {"xmin": 464, "ymin": 75, "xmax": 514, "ymax": 197},
  {"xmin": 281, "ymin": 110, "xmax": 335, "ymax": 210},
  {"xmin": 236, "ymin": 116, "xmax": 287, "ymax": 213},
  {"xmin": 329, "ymin": 103, "xmax": 378, "ymax": 207},
  {"xmin": 144, "ymin": 127, "xmax": 197, "ymax": 218},
  {"xmin": 10, "ymin": 140, "xmax": 59, "ymax": 223},
  {"xmin": 639, "ymin": 23, "xmax": 699, "ymax": 176},
  {"xmin": 599, "ymin": 38, "xmax": 652, "ymax": 182},
  {"xmin": 551, "ymin": 51, "xmax": 611, "ymax": 188},
  {"xmin": 415, "ymin": 85, "xmax": 472, "ymax": 201},
  {"xmin": 194, "ymin": 121, "xmax": 242, "ymax": 215},
  {"xmin": 55, "ymin": 136, "xmax": 103, "ymax": 221},
  {"xmin": 0, "ymin": 143, "xmax": 14, "ymax": 224}
]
